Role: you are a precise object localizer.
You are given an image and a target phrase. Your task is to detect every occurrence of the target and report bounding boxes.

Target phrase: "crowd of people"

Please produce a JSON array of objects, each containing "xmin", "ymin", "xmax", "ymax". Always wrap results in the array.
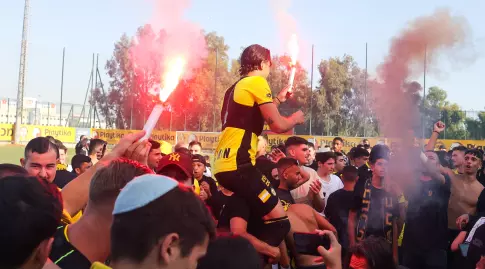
[{"xmin": 2, "ymin": 44, "xmax": 485, "ymax": 269}]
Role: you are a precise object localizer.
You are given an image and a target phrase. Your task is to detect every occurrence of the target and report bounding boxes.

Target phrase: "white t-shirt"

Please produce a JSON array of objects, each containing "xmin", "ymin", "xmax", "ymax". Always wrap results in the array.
[
  {"xmin": 319, "ymin": 174, "xmax": 344, "ymax": 211},
  {"xmin": 290, "ymin": 166, "xmax": 319, "ymax": 206}
]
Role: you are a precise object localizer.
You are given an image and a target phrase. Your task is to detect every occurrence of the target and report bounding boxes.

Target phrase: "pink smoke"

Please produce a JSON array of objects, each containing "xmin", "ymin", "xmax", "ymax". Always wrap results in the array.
[
  {"xmin": 130, "ymin": 0, "xmax": 207, "ymax": 85},
  {"xmin": 373, "ymin": 9, "xmax": 469, "ymax": 138},
  {"xmin": 372, "ymin": 9, "xmax": 471, "ymax": 189}
]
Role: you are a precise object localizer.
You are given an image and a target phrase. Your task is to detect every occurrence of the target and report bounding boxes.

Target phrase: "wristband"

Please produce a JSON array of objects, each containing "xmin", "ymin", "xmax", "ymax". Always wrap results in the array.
[
  {"xmin": 433, "ymin": 130, "xmax": 440, "ymax": 135},
  {"xmin": 276, "ymin": 97, "xmax": 284, "ymax": 104}
]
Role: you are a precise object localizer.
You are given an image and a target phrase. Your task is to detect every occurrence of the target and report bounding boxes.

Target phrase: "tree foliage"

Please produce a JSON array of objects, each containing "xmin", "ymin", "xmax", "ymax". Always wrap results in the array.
[{"xmin": 98, "ymin": 26, "xmax": 476, "ymax": 140}]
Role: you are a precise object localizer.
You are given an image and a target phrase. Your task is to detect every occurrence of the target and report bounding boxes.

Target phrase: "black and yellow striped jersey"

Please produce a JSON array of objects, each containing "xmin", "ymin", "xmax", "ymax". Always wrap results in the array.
[{"xmin": 213, "ymin": 76, "xmax": 273, "ymax": 174}]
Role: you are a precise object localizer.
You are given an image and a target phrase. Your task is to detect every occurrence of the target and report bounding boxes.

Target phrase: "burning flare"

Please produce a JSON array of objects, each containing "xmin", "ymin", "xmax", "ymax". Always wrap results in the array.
[
  {"xmin": 160, "ymin": 56, "xmax": 186, "ymax": 102},
  {"xmin": 288, "ymin": 34, "xmax": 299, "ymax": 90}
]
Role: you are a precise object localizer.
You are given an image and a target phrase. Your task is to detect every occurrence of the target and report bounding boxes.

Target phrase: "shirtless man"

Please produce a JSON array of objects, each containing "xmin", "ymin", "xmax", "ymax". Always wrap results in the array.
[
  {"xmin": 286, "ymin": 204, "xmax": 337, "ymax": 269},
  {"xmin": 426, "ymin": 122, "xmax": 484, "ymax": 233},
  {"xmin": 276, "ymin": 158, "xmax": 336, "ymax": 269}
]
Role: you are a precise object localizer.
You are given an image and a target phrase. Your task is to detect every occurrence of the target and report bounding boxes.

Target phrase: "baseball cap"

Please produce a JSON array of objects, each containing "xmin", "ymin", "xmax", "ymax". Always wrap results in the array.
[
  {"xmin": 192, "ymin": 154, "xmax": 207, "ymax": 166},
  {"xmin": 113, "ymin": 174, "xmax": 178, "ymax": 215},
  {"xmin": 156, "ymin": 152, "xmax": 192, "ymax": 178}
]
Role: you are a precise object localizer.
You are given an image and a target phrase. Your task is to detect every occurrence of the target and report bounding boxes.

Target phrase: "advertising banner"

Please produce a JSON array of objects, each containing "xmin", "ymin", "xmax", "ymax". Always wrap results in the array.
[{"xmin": 92, "ymin": 129, "xmax": 176, "ymax": 145}]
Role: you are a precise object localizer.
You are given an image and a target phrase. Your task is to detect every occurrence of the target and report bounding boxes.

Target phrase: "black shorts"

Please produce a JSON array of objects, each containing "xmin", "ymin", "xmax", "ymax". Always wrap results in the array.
[{"xmin": 215, "ymin": 164, "xmax": 279, "ymax": 218}]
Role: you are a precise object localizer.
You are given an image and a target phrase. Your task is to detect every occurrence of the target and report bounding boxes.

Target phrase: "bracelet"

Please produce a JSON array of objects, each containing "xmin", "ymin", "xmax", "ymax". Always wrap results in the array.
[
  {"xmin": 276, "ymin": 97, "xmax": 284, "ymax": 104},
  {"xmin": 433, "ymin": 131, "xmax": 440, "ymax": 135}
]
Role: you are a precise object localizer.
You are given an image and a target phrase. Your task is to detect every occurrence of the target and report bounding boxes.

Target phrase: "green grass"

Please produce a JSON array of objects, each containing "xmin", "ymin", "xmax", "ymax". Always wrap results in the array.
[{"xmin": 0, "ymin": 145, "xmax": 25, "ymax": 165}]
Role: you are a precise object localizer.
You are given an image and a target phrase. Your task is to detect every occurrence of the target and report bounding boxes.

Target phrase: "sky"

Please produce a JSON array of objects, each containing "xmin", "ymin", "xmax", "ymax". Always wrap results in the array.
[{"xmin": 1, "ymin": 0, "xmax": 484, "ymax": 111}]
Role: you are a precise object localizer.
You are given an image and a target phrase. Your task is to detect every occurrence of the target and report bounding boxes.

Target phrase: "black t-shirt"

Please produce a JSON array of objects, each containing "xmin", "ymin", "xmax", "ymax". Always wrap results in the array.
[
  {"xmin": 324, "ymin": 189, "xmax": 354, "ymax": 248},
  {"xmin": 464, "ymin": 217, "xmax": 485, "ymax": 269},
  {"xmin": 49, "ymin": 225, "xmax": 92, "ymax": 269},
  {"xmin": 307, "ymin": 160, "xmax": 318, "ymax": 172},
  {"xmin": 403, "ymin": 175, "xmax": 451, "ymax": 251},
  {"xmin": 352, "ymin": 185, "xmax": 399, "ymax": 238},
  {"xmin": 255, "ymin": 156, "xmax": 278, "ymax": 188},
  {"xmin": 276, "ymin": 188, "xmax": 295, "ymax": 211},
  {"xmin": 54, "ymin": 170, "xmax": 77, "ymax": 189}
]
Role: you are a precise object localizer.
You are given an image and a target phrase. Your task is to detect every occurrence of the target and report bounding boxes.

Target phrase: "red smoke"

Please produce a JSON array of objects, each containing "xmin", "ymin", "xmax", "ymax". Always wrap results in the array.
[
  {"xmin": 373, "ymin": 9, "xmax": 469, "ymax": 138},
  {"xmin": 131, "ymin": 0, "xmax": 207, "ymax": 84},
  {"xmin": 371, "ymin": 9, "xmax": 471, "ymax": 189}
]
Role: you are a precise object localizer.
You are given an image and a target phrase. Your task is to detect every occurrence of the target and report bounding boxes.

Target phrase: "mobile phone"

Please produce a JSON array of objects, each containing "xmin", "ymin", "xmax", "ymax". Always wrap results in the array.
[{"xmin": 293, "ymin": 232, "xmax": 331, "ymax": 256}]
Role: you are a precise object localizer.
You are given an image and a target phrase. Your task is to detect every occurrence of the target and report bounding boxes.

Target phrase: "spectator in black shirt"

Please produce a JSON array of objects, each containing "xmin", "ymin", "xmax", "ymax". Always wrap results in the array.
[
  {"xmin": 352, "ymin": 147, "xmax": 370, "ymax": 170},
  {"xmin": 71, "ymin": 155, "xmax": 92, "ymax": 176},
  {"xmin": 325, "ymin": 165, "xmax": 359, "ymax": 260},
  {"xmin": 402, "ymin": 151, "xmax": 451, "ymax": 269},
  {"xmin": 192, "ymin": 154, "xmax": 223, "ymax": 219},
  {"xmin": 334, "ymin": 152, "xmax": 346, "ymax": 178},
  {"xmin": 348, "ymin": 145, "xmax": 400, "ymax": 262},
  {"xmin": 307, "ymin": 142, "xmax": 318, "ymax": 171},
  {"xmin": 275, "ymin": 157, "xmax": 304, "ymax": 210},
  {"xmin": 75, "ymin": 135, "xmax": 89, "ymax": 156}
]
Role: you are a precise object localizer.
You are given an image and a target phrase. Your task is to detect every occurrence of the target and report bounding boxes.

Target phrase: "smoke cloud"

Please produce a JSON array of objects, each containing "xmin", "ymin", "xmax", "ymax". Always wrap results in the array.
[
  {"xmin": 371, "ymin": 9, "xmax": 472, "ymax": 189},
  {"xmin": 269, "ymin": 0, "xmax": 297, "ymax": 46},
  {"xmin": 132, "ymin": 0, "xmax": 207, "ymax": 83}
]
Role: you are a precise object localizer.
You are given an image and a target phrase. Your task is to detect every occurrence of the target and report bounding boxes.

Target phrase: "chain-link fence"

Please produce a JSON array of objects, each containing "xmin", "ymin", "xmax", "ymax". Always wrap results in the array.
[{"xmin": 0, "ymin": 97, "xmax": 106, "ymax": 128}]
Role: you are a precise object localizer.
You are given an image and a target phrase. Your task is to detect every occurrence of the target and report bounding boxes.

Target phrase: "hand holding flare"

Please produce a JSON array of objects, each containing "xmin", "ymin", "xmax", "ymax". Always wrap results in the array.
[
  {"xmin": 141, "ymin": 56, "xmax": 186, "ymax": 141},
  {"xmin": 286, "ymin": 34, "xmax": 299, "ymax": 100}
]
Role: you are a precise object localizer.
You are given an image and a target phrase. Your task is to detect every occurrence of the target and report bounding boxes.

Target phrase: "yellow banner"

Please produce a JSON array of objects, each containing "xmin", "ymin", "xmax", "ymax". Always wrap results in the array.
[
  {"xmin": 266, "ymin": 135, "xmax": 315, "ymax": 147},
  {"xmin": 15, "ymin": 125, "xmax": 76, "ymax": 143},
  {"xmin": 176, "ymin": 132, "xmax": 220, "ymax": 150},
  {"xmin": 92, "ymin": 129, "xmax": 176, "ymax": 145},
  {"xmin": 0, "ymin": 124, "xmax": 13, "ymax": 142}
]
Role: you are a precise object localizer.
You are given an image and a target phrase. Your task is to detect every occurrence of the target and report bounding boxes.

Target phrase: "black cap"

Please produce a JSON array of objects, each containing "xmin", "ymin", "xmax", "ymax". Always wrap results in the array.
[
  {"xmin": 192, "ymin": 154, "xmax": 207, "ymax": 166},
  {"xmin": 369, "ymin": 144, "xmax": 390, "ymax": 164}
]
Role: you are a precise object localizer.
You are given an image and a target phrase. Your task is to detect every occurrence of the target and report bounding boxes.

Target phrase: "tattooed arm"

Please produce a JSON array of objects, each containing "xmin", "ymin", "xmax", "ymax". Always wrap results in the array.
[{"xmin": 259, "ymin": 103, "xmax": 304, "ymax": 133}]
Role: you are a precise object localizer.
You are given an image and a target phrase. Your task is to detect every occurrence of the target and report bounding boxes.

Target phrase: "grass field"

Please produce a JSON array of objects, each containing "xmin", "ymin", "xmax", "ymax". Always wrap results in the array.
[{"xmin": 0, "ymin": 145, "xmax": 25, "ymax": 165}]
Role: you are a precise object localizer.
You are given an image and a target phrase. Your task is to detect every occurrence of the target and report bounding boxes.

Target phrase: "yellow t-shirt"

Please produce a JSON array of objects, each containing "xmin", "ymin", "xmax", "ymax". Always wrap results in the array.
[
  {"xmin": 213, "ymin": 76, "xmax": 273, "ymax": 174},
  {"xmin": 91, "ymin": 262, "xmax": 112, "ymax": 269}
]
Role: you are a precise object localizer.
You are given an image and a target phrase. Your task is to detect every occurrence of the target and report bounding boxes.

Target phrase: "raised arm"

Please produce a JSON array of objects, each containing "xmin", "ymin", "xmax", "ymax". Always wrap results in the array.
[
  {"xmin": 62, "ymin": 131, "xmax": 147, "ymax": 216},
  {"xmin": 425, "ymin": 121, "xmax": 445, "ymax": 152}
]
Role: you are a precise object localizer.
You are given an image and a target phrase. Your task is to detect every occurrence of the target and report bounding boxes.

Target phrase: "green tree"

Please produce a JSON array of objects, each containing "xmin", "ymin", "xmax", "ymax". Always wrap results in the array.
[
  {"xmin": 313, "ymin": 54, "xmax": 377, "ymax": 136},
  {"xmin": 423, "ymin": 86, "xmax": 467, "ymax": 139}
]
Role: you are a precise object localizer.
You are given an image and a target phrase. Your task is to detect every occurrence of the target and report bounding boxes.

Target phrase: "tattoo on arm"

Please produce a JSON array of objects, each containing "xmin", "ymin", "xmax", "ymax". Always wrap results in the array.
[{"xmin": 265, "ymin": 117, "xmax": 274, "ymax": 125}]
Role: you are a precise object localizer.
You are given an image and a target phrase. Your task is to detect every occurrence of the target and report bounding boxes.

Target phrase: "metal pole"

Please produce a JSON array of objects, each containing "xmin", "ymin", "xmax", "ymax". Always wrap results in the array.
[
  {"xmin": 59, "ymin": 47, "xmax": 65, "ymax": 126},
  {"xmin": 34, "ymin": 99, "xmax": 37, "ymax": 124},
  {"xmin": 7, "ymin": 98, "xmax": 10, "ymax": 123},
  {"xmin": 422, "ymin": 45, "xmax": 427, "ymax": 138},
  {"xmin": 47, "ymin": 102, "xmax": 50, "ymax": 125},
  {"xmin": 213, "ymin": 48, "xmax": 218, "ymax": 132},
  {"xmin": 14, "ymin": 0, "xmax": 30, "ymax": 144},
  {"xmin": 93, "ymin": 54, "xmax": 99, "ymax": 127},
  {"xmin": 364, "ymin": 42, "xmax": 368, "ymax": 137},
  {"xmin": 309, "ymin": 44, "xmax": 314, "ymax": 135}
]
